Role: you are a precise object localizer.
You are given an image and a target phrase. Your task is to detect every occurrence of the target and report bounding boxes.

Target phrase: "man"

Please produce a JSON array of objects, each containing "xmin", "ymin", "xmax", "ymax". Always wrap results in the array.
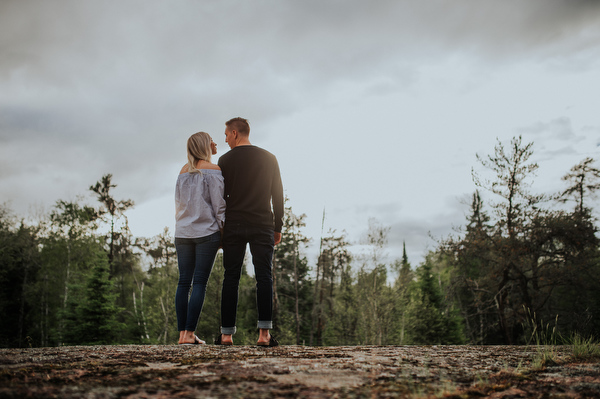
[{"xmin": 216, "ymin": 117, "xmax": 283, "ymax": 346}]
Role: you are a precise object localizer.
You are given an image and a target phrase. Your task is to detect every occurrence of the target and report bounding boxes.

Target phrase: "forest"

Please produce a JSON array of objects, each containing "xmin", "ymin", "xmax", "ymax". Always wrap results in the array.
[{"xmin": 1, "ymin": 136, "xmax": 599, "ymax": 348}]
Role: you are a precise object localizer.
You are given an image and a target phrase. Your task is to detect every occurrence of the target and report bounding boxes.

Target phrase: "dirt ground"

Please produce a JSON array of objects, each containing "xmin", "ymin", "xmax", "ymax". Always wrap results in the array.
[{"xmin": 1, "ymin": 344, "xmax": 599, "ymax": 398}]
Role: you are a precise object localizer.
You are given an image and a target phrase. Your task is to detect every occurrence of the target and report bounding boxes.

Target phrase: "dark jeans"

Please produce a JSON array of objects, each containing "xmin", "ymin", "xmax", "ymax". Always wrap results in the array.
[
  {"xmin": 175, "ymin": 232, "xmax": 221, "ymax": 332},
  {"xmin": 221, "ymin": 223, "xmax": 274, "ymax": 334}
]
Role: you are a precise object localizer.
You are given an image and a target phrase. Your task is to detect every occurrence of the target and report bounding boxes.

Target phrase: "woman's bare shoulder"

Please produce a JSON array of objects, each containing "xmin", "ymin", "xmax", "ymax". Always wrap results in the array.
[
  {"xmin": 201, "ymin": 163, "xmax": 221, "ymax": 171},
  {"xmin": 179, "ymin": 164, "xmax": 189, "ymax": 174}
]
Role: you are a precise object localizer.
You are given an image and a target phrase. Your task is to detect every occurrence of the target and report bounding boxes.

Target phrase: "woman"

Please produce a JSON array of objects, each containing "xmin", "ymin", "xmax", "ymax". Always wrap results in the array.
[{"xmin": 174, "ymin": 132, "xmax": 225, "ymax": 345}]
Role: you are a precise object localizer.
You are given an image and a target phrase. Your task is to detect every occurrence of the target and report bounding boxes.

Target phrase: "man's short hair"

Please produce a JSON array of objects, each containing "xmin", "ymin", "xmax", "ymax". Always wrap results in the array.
[{"xmin": 225, "ymin": 117, "xmax": 250, "ymax": 136}]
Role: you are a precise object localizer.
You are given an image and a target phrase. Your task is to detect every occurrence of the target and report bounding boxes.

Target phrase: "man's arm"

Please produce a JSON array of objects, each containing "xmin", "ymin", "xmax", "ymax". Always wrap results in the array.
[{"xmin": 271, "ymin": 155, "xmax": 284, "ymax": 234}]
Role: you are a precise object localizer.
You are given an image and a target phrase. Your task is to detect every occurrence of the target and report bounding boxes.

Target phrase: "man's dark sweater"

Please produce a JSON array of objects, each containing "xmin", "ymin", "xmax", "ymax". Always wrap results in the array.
[{"xmin": 218, "ymin": 145, "xmax": 284, "ymax": 232}]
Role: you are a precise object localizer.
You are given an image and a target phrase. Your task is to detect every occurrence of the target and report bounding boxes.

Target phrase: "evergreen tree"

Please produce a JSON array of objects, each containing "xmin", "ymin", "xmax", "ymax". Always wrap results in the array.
[
  {"xmin": 405, "ymin": 256, "xmax": 464, "ymax": 345},
  {"xmin": 471, "ymin": 136, "xmax": 544, "ymax": 343},
  {"xmin": 443, "ymin": 191, "xmax": 501, "ymax": 343},
  {"xmin": 312, "ymin": 229, "xmax": 351, "ymax": 345},
  {"xmin": 326, "ymin": 258, "xmax": 357, "ymax": 345},
  {"xmin": 44, "ymin": 199, "xmax": 100, "ymax": 345},
  {"xmin": 548, "ymin": 158, "xmax": 600, "ymax": 337},
  {"xmin": 89, "ymin": 173, "xmax": 134, "ymax": 278},
  {"xmin": 354, "ymin": 219, "xmax": 396, "ymax": 345},
  {"xmin": 391, "ymin": 242, "xmax": 414, "ymax": 344},
  {"xmin": 444, "ymin": 149, "xmax": 600, "ymax": 344},
  {"xmin": 560, "ymin": 157, "xmax": 600, "ymax": 215},
  {"xmin": 90, "ymin": 174, "xmax": 143, "ymax": 343},
  {"xmin": 0, "ymin": 207, "xmax": 41, "ymax": 347},
  {"xmin": 139, "ymin": 228, "xmax": 178, "ymax": 344},
  {"xmin": 63, "ymin": 251, "xmax": 125, "ymax": 345},
  {"xmin": 273, "ymin": 202, "xmax": 312, "ymax": 345},
  {"xmin": 355, "ymin": 264, "xmax": 396, "ymax": 344}
]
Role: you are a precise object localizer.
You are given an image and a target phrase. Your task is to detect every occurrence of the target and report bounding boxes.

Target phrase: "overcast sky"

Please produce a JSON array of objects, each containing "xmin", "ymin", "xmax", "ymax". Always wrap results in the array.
[{"xmin": 2, "ymin": 0, "xmax": 600, "ymax": 267}]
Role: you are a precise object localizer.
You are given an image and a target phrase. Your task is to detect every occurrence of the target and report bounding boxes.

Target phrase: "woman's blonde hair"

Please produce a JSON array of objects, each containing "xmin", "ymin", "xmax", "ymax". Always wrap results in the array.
[{"xmin": 187, "ymin": 132, "xmax": 212, "ymax": 174}]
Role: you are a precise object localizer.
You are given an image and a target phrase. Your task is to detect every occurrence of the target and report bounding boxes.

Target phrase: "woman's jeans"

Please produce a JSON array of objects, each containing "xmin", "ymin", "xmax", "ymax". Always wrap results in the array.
[
  {"xmin": 175, "ymin": 231, "xmax": 221, "ymax": 332},
  {"xmin": 221, "ymin": 223, "xmax": 274, "ymax": 335}
]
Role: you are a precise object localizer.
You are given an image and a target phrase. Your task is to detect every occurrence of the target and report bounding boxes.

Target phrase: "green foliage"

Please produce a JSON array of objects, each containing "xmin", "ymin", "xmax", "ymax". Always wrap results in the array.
[
  {"xmin": 569, "ymin": 333, "xmax": 600, "ymax": 360},
  {"xmin": 352, "ymin": 219, "xmax": 396, "ymax": 345},
  {"xmin": 2, "ymin": 153, "xmax": 600, "ymax": 348},
  {"xmin": 62, "ymin": 252, "xmax": 125, "ymax": 345},
  {"xmin": 531, "ymin": 348, "xmax": 558, "ymax": 370},
  {"xmin": 323, "ymin": 262, "xmax": 357, "ymax": 345},
  {"xmin": 521, "ymin": 308, "xmax": 558, "ymax": 346},
  {"xmin": 194, "ymin": 253, "xmax": 224, "ymax": 343},
  {"xmin": 135, "ymin": 228, "xmax": 178, "ymax": 344},
  {"xmin": 89, "ymin": 173, "xmax": 135, "ymax": 278},
  {"xmin": 560, "ymin": 157, "xmax": 600, "ymax": 214},
  {"xmin": 355, "ymin": 265, "xmax": 396, "ymax": 345},
  {"xmin": 273, "ymin": 202, "xmax": 313, "ymax": 345},
  {"xmin": 0, "ymin": 207, "xmax": 42, "ymax": 348},
  {"xmin": 404, "ymin": 259, "xmax": 465, "ymax": 345},
  {"xmin": 312, "ymin": 228, "xmax": 352, "ymax": 345},
  {"xmin": 445, "ymin": 140, "xmax": 600, "ymax": 344}
]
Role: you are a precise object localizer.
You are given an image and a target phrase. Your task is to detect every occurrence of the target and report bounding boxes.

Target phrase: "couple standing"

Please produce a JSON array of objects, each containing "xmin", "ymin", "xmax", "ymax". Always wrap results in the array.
[{"xmin": 174, "ymin": 117, "xmax": 283, "ymax": 347}]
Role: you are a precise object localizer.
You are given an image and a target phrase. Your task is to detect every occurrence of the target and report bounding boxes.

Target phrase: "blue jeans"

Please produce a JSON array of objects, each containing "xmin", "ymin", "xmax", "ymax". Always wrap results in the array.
[
  {"xmin": 175, "ymin": 232, "xmax": 221, "ymax": 332},
  {"xmin": 221, "ymin": 223, "xmax": 274, "ymax": 334}
]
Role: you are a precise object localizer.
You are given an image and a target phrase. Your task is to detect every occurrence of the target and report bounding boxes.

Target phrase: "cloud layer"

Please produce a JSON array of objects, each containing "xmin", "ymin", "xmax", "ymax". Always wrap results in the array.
[{"xmin": 2, "ymin": 0, "xmax": 600, "ymax": 264}]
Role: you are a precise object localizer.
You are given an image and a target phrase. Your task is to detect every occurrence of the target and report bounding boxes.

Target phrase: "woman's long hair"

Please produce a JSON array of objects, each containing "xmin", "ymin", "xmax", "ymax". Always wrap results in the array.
[{"xmin": 186, "ymin": 132, "xmax": 212, "ymax": 174}]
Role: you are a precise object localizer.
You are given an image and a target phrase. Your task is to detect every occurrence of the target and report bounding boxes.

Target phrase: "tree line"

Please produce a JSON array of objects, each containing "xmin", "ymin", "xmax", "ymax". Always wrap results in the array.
[{"xmin": 1, "ymin": 136, "xmax": 599, "ymax": 347}]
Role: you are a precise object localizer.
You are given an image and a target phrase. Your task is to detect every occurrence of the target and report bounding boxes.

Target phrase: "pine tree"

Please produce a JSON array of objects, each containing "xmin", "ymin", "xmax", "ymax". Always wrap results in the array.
[
  {"xmin": 354, "ymin": 219, "xmax": 395, "ymax": 345},
  {"xmin": 392, "ymin": 242, "xmax": 413, "ymax": 344},
  {"xmin": 89, "ymin": 174, "xmax": 134, "ymax": 278},
  {"xmin": 444, "ymin": 148, "xmax": 600, "ymax": 344},
  {"xmin": 405, "ymin": 258, "xmax": 464, "ymax": 345},
  {"xmin": 273, "ymin": 202, "xmax": 312, "ymax": 345},
  {"xmin": 312, "ymin": 229, "xmax": 351, "ymax": 345},
  {"xmin": 137, "ymin": 228, "xmax": 177, "ymax": 344},
  {"xmin": 471, "ymin": 136, "xmax": 543, "ymax": 343},
  {"xmin": 63, "ymin": 252, "xmax": 125, "ymax": 345},
  {"xmin": 45, "ymin": 199, "xmax": 100, "ymax": 344},
  {"xmin": 0, "ymin": 207, "xmax": 42, "ymax": 348},
  {"xmin": 560, "ymin": 157, "xmax": 600, "ymax": 215}
]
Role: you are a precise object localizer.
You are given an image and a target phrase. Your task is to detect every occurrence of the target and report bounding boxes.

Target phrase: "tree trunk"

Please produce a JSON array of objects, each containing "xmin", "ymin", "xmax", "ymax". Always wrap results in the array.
[
  {"xmin": 159, "ymin": 296, "xmax": 169, "ymax": 344},
  {"xmin": 272, "ymin": 256, "xmax": 279, "ymax": 331},
  {"xmin": 293, "ymin": 232, "xmax": 301, "ymax": 345}
]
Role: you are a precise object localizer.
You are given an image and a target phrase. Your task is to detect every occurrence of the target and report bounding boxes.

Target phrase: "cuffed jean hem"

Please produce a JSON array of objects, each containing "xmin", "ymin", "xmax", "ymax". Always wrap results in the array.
[
  {"xmin": 257, "ymin": 321, "xmax": 273, "ymax": 329},
  {"xmin": 221, "ymin": 326, "xmax": 236, "ymax": 335}
]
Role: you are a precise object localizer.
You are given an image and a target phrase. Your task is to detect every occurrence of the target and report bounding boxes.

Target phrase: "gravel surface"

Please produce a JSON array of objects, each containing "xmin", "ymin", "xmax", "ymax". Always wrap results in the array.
[{"xmin": 1, "ymin": 344, "xmax": 599, "ymax": 398}]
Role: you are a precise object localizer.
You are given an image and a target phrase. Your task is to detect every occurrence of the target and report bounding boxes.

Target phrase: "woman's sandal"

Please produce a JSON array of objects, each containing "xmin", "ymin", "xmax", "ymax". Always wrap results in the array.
[
  {"xmin": 214, "ymin": 334, "xmax": 233, "ymax": 346},
  {"xmin": 180, "ymin": 335, "xmax": 205, "ymax": 345},
  {"xmin": 257, "ymin": 335, "xmax": 279, "ymax": 347}
]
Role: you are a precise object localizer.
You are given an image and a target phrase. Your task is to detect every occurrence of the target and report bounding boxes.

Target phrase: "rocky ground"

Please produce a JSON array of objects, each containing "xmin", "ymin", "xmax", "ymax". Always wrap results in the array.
[{"xmin": 1, "ymin": 344, "xmax": 599, "ymax": 398}]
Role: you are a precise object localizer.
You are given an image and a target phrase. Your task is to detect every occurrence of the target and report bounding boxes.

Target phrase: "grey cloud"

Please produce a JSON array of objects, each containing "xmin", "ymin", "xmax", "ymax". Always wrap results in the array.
[
  {"xmin": 350, "ymin": 196, "xmax": 468, "ymax": 265},
  {"xmin": 517, "ymin": 117, "xmax": 596, "ymax": 164},
  {"xmin": 2, "ymin": 1, "xmax": 599, "ymax": 136},
  {"xmin": 385, "ymin": 213, "xmax": 463, "ymax": 267},
  {"xmin": 518, "ymin": 117, "xmax": 574, "ymax": 139},
  {"xmin": 539, "ymin": 146, "xmax": 580, "ymax": 162},
  {"xmin": 2, "ymin": 0, "xmax": 600, "ymax": 228},
  {"xmin": 580, "ymin": 126, "xmax": 600, "ymax": 149},
  {"xmin": 267, "ymin": 0, "xmax": 600, "ymax": 72},
  {"xmin": 4, "ymin": 1, "xmax": 600, "ymax": 91},
  {"xmin": 518, "ymin": 117, "xmax": 589, "ymax": 143}
]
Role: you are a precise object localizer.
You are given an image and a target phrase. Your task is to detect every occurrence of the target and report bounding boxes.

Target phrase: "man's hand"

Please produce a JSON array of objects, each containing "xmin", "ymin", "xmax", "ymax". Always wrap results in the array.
[{"xmin": 274, "ymin": 232, "xmax": 282, "ymax": 245}]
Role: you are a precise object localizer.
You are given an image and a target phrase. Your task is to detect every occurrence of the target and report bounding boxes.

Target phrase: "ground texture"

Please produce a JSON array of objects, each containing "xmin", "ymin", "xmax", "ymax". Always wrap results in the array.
[{"xmin": 1, "ymin": 344, "xmax": 599, "ymax": 398}]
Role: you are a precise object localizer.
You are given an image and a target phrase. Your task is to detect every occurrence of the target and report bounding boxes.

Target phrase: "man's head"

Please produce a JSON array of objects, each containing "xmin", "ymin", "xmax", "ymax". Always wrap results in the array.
[{"xmin": 225, "ymin": 117, "xmax": 251, "ymax": 149}]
